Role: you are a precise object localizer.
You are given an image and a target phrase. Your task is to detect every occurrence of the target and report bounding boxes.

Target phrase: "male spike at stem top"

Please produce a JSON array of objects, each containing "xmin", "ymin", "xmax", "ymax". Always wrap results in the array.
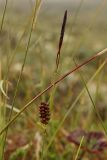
[
  {"xmin": 56, "ymin": 10, "xmax": 67, "ymax": 70},
  {"xmin": 39, "ymin": 102, "xmax": 50, "ymax": 125}
]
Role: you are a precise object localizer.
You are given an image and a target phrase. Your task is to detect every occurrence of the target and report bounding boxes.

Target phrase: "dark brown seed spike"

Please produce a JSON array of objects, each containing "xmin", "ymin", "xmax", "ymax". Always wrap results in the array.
[{"xmin": 39, "ymin": 102, "xmax": 50, "ymax": 125}]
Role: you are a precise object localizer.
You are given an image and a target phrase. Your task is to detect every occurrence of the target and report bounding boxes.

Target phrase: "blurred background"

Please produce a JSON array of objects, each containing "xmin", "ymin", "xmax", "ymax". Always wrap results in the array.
[{"xmin": 0, "ymin": 0, "xmax": 107, "ymax": 159}]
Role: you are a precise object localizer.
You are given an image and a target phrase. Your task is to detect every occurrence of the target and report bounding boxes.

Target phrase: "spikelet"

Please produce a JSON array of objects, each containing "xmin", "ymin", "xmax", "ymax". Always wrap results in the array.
[{"xmin": 39, "ymin": 102, "xmax": 50, "ymax": 125}]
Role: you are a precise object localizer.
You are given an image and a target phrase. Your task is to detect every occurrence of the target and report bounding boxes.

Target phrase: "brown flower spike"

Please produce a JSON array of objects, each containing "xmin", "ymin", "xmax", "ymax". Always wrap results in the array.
[
  {"xmin": 39, "ymin": 102, "xmax": 50, "ymax": 125},
  {"xmin": 56, "ymin": 10, "xmax": 67, "ymax": 70}
]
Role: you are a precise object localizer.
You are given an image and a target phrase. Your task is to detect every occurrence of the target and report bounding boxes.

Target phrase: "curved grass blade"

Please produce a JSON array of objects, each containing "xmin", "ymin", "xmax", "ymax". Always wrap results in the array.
[{"xmin": 0, "ymin": 80, "xmax": 9, "ymax": 99}]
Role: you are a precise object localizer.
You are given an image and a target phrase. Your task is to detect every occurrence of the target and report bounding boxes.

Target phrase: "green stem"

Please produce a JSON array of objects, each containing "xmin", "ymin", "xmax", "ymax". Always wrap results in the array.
[
  {"xmin": 74, "ymin": 136, "xmax": 84, "ymax": 160},
  {"xmin": 0, "ymin": 0, "xmax": 8, "ymax": 31},
  {"xmin": 73, "ymin": 58, "xmax": 107, "ymax": 134},
  {"xmin": 1, "ymin": 0, "xmax": 42, "ymax": 158}
]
